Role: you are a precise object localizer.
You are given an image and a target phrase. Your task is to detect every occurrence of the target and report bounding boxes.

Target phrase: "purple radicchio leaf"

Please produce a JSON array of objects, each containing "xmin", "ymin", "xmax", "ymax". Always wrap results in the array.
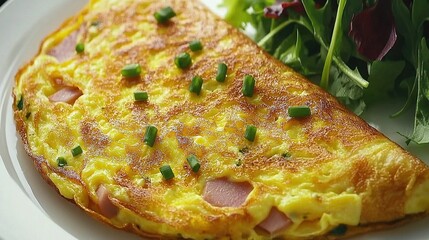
[
  {"xmin": 349, "ymin": 0, "xmax": 397, "ymax": 61},
  {"xmin": 264, "ymin": 0, "xmax": 305, "ymax": 19}
]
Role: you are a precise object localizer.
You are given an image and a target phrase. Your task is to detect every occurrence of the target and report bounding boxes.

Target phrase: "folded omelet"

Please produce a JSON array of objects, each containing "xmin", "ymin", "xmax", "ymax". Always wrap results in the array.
[{"xmin": 13, "ymin": 0, "xmax": 429, "ymax": 239}]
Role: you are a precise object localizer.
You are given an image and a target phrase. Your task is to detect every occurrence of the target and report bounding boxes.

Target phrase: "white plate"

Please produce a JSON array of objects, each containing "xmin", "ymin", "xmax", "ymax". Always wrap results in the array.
[{"xmin": 0, "ymin": 0, "xmax": 428, "ymax": 239}]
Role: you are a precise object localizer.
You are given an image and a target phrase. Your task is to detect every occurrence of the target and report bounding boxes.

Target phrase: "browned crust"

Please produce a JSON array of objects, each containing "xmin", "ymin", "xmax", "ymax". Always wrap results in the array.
[{"xmin": 12, "ymin": 0, "xmax": 429, "ymax": 239}]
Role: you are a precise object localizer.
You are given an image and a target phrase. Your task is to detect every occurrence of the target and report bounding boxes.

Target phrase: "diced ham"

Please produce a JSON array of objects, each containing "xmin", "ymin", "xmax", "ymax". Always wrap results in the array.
[
  {"xmin": 257, "ymin": 207, "xmax": 292, "ymax": 235},
  {"xmin": 202, "ymin": 178, "xmax": 253, "ymax": 207},
  {"xmin": 47, "ymin": 30, "xmax": 79, "ymax": 62},
  {"xmin": 49, "ymin": 86, "xmax": 83, "ymax": 104},
  {"xmin": 96, "ymin": 185, "xmax": 119, "ymax": 218}
]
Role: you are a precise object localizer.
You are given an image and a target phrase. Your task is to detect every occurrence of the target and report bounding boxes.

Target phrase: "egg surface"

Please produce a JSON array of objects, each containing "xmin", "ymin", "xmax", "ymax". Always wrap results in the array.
[{"xmin": 13, "ymin": 0, "xmax": 429, "ymax": 239}]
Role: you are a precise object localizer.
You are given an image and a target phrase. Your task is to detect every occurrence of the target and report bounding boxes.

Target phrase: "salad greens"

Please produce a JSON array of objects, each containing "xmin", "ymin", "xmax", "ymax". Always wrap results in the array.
[{"xmin": 222, "ymin": 0, "xmax": 429, "ymax": 144}]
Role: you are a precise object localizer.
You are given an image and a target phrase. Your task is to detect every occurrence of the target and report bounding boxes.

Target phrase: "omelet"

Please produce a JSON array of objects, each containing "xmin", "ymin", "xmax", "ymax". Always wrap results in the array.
[{"xmin": 12, "ymin": 0, "xmax": 429, "ymax": 239}]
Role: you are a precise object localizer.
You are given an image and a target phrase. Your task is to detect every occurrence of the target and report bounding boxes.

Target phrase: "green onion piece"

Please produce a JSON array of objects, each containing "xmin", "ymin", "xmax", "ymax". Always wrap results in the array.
[
  {"xmin": 75, "ymin": 43, "xmax": 85, "ymax": 53},
  {"xmin": 330, "ymin": 224, "xmax": 347, "ymax": 235},
  {"xmin": 244, "ymin": 125, "xmax": 257, "ymax": 142},
  {"xmin": 242, "ymin": 75, "xmax": 255, "ymax": 97},
  {"xmin": 17, "ymin": 95, "xmax": 24, "ymax": 110},
  {"xmin": 189, "ymin": 76, "xmax": 203, "ymax": 95},
  {"xmin": 144, "ymin": 125, "xmax": 158, "ymax": 147},
  {"xmin": 134, "ymin": 91, "xmax": 148, "ymax": 101},
  {"xmin": 189, "ymin": 40, "xmax": 203, "ymax": 52},
  {"xmin": 71, "ymin": 145, "xmax": 83, "ymax": 157},
  {"xmin": 235, "ymin": 159, "xmax": 242, "ymax": 167},
  {"xmin": 288, "ymin": 105, "xmax": 311, "ymax": 118},
  {"xmin": 282, "ymin": 152, "xmax": 291, "ymax": 158},
  {"xmin": 174, "ymin": 52, "xmax": 192, "ymax": 69},
  {"xmin": 57, "ymin": 157, "xmax": 67, "ymax": 167},
  {"xmin": 90, "ymin": 21, "xmax": 100, "ymax": 27},
  {"xmin": 121, "ymin": 63, "xmax": 142, "ymax": 78},
  {"xmin": 159, "ymin": 165, "xmax": 175, "ymax": 180},
  {"xmin": 154, "ymin": 6, "xmax": 176, "ymax": 23},
  {"xmin": 216, "ymin": 63, "xmax": 228, "ymax": 82},
  {"xmin": 186, "ymin": 155, "xmax": 201, "ymax": 173},
  {"xmin": 25, "ymin": 112, "xmax": 31, "ymax": 119},
  {"xmin": 239, "ymin": 147, "xmax": 249, "ymax": 154}
]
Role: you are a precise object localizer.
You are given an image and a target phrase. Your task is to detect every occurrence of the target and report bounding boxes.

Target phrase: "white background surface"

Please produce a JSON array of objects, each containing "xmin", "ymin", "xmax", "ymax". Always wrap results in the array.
[{"xmin": 0, "ymin": 0, "xmax": 428, "ymax": 240}]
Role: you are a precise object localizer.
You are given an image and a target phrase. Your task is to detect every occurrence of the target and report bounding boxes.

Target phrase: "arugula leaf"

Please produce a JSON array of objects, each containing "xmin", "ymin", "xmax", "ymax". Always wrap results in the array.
[
  {"xmin": 391, "ymin": 76, "xmax": 417, "ymax": 117},
  {"xmin": 412, "ymin": 0, "xmax": 429, "ymax": 31},
  {"xmin": 257, "ymin": 10, "xmax": 313, "ymax": 49},
  {"xmin": 332, "ymin": 55, "xmax": 369, "ymax": 88},
  {"xmin": 329, "ymin": 66, "xmax": 366, "ymax": 115},
  {"xmin": 253, "ymin": 15, "xmax": 274, "ymax": 47},
  {"xmin": 274, "ymin": 28, "xmax": 302, "ymax": 69},
  {"xmin": 274, "ymin": 28, "xmax": 321, "ymax": 75},
  {"xmin": 301, "ymin": 0, "xmax": 332, "ymax": 44},
  {"xmin": 222, "ymin": 0, "xmax": 252, "ymax": 29},
  {"xmin": 391, "ymin": 0, "xmax": 419, "ymax": 118},
  {"xmin": 392, "ymin": 0, "xmax": 417, "ymax": 65},
  {"xmin": 409, "ymin": 39, "xmax": 429, "ymax": 144},
  {"xmin": 364, "ymin": 60, "xmax": 405, "ymax": 103},
  {"xmin": 391, "ymin": 0, "xmax": 429, "ymax": 143}
]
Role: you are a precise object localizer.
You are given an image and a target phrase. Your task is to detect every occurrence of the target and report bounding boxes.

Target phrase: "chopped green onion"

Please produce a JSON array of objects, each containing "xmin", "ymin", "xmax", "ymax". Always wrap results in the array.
[
  {"xmin": 134, "ymin": 91, "xmax": 148, "ymax": 101},
  {"xmin": 189, "ymin": 76, "xmax": 203, "ymax": 95},
  {"xmin": 25, "ymin": 112, "xmax": 31, "ymax": 119},
  {"xmin": 288, "ymin": 105, "xmax": 311, "ymax": 118},
  {"xmin": 282, "ymin": 152, "xmax": 291, "ymax": 158},
  {"xmin": 154, "ymin": 6, "xmax": 176, "ymax": 23},
  {"xmin": 57, "ymin": 157, "xmax": 67, "ymax": 167},
  {"xmin": 189, "ymin": 40, "xmax": 203, "ymax": 52},
  {"xmin": 235, "ymin": 159, "xmax": 242, "ymax": 166},
  {"xmin": 144, "ymin": 125, "xmax": 158, "ymax": 147},
  {"xmin": 239, "ymin": 147, "xmax": 249, "ymax": 154},
  {"xmin": 17, "ymin": 95, "xmax": 24, "ymax": 110},
  {"xmin": 216, "ymin": 63, "xmax": 228, "ymax": 82},
  {"xmin": 159, "ymin": 165, "xmax": 175, "ymax": 180},
  {"xmin": 330, "ymin": 224, "xmax": 347, "ymax": 235},
  {"xmin": 244, "ymin": 125, "xmax": 257, "ymax": 142},
  {"xmin": 186, "ymin": 155, "xmax": 201, "ymax": 173},
  {"xmin": 75, "ymin": 43, "xmax": 85, "ymax": 53},
  {"xmin": 90, "ymin": 21, "xmax": 100, "ymax": 27},
  {"xmin": 71, "ymin": 145, "xmax": 83, "ymax": 157},
  {"xmin": 121, "ymin": 64, "xmax": 142, "ymax": 78},
  {"xmin": 242, "ymin": 75, "xmax": 255, "ymax": 97},
  {"xmin": 174, "ymin": 52, "xmax": 192, "ymax": 69}
]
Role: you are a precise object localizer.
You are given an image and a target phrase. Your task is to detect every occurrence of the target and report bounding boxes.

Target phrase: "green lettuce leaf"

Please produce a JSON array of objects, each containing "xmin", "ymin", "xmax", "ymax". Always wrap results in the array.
[{"xmin": 409, "ymin": 39, "xmax": 429, "ymax": 144}]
